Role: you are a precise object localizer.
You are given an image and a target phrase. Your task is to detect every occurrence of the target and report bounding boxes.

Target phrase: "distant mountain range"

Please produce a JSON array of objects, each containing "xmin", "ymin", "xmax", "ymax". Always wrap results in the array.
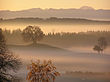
[{"xmin": 0, "ymin": 6, "xmax": 110, "ymax": 20}]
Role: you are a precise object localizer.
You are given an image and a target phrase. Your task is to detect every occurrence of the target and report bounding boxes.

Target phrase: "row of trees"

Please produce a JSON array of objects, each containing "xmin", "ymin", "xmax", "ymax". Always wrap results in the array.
[
  {"xmin": 2, "ymin": 26, "xmax": 110, "ymax": 53},
  {"xmin": 22, "ymin": 26, "xmax": 109, "ymax": 54},
  {"xmin": 3, "ymin": 28, "xmax": 110, "ymax": 47}
]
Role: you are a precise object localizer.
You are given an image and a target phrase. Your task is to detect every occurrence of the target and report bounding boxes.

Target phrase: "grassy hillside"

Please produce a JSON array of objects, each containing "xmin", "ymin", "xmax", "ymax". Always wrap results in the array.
[{"xmin": 8, "ymin": 43, "xmax": 71, "ymax": 53}]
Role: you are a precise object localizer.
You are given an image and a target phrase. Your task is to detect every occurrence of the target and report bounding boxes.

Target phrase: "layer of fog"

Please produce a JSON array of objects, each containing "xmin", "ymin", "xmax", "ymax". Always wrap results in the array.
[
  {"xmin": 10, "ymin": 46, "xmax": 110, "ymax": 73},
  {"xmin": 8, "ymin": 46, "xmax": 110, "ymax": 82},
  {"xmin": 1, "ymin": 24, "xmax": 110, "ymax": 33}
]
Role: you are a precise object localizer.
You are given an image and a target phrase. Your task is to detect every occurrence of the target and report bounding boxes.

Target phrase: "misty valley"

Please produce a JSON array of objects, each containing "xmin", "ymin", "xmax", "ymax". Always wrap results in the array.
[
  {"xmin": 1, "ymin": 0, "xmax": 110, "ymax": 81},
  {"xmin": 0, "ymin": 19, "xmax": 110, "ymax": 82}
]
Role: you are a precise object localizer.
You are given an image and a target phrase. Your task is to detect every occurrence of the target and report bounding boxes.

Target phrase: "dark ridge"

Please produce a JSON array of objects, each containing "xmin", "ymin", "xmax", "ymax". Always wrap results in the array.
[{"xmin": 0, "ymin": 17, "xmax": 110, "ymax": 25}]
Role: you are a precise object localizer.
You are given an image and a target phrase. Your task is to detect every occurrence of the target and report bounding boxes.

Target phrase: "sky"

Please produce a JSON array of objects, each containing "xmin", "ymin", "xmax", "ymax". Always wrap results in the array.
[{"xmin": 0, "ymin": 0, "xmax": 110, "ymax": 11}]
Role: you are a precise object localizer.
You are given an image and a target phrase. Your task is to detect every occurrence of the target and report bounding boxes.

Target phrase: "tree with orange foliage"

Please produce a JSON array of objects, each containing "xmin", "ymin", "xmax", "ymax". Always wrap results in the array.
[{"xmin": 27, "ymin": 60, "xmax": 60, "ymax": 82}]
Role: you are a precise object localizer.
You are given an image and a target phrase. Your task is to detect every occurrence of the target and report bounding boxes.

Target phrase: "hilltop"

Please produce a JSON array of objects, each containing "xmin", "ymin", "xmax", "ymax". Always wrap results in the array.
[{"xmin": 8, "ymin": 43, "xmax": 72, "ymax": 53}]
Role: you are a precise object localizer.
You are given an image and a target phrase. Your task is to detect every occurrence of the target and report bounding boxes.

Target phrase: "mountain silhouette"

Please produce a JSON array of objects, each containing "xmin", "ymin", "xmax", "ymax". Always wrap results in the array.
[
  {"xmin": 80, "ymin": 6, "xmax": 95, "ymax": 10},
  {"xmin": 0, "ymin": 6, "xmax": 110, "ymax": 20}
]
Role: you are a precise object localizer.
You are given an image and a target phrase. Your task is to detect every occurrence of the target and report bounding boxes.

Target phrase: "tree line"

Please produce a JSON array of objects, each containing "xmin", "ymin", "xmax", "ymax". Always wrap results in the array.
[{"xmin": 2, "ymin": 28, "xmax": 110, "ymax": 47}]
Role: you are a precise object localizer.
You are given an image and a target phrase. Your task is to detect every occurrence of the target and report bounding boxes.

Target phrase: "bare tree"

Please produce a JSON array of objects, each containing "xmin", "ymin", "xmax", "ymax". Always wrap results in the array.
[
  {"xmin": 0, "ymin": 28, "xmax": 21, "ymax": 82},
  {"xmin": 98, "ymin": 37, "xmax": 107, "ymax": 51},
  {"xmin": 93, "ymin": 45, "xmax": 103, "ymax": 54},
  {"xmin": 93, "ymin": 37, "xmax": 108, "ymax": 54},
  {"xmin": 22, "ymin": 26, "xmax": 44, "ymax": 44},
  {"xmin": 27, "ymin": 60, "xmax": 60, "ymax": 82}
]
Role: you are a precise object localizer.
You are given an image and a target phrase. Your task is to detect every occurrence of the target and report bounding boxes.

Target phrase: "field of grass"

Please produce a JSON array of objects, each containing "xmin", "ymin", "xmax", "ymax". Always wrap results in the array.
[{"xmin": 7, "ymin": 43, "xmax": 110, "ymax": 82}]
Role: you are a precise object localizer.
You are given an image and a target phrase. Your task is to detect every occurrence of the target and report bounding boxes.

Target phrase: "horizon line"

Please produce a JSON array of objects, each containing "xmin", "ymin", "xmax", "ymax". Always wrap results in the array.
[
  {"xmin": 1, "ymin": 17, "xmax": 110, "ymax": 22},
  {"xmin": 0, "ymin": 7, "xmax": 110, "ymax": 12}
]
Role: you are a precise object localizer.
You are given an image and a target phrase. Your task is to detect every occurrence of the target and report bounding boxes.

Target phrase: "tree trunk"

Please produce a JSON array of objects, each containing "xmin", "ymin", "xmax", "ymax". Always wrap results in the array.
[
  {"xmin": 33, "ymin": 39, "xmax": 37, "ymax": 45},
  {"xmin": 98, "ymin": 51, "xmax": 100, "ymax": 54}
]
